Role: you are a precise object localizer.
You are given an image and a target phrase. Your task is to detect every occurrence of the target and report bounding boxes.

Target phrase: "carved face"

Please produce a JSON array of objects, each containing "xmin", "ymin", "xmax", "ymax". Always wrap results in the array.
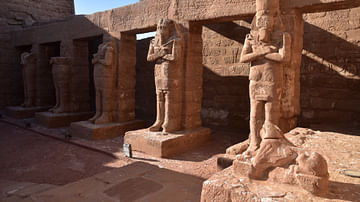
[
  {"xmin": 256, "ymin": 13, "xmax": 274, "ymax": 42},
  {"xmin": 157, "ymin": 19, "xmax": 171, "ymax": 38}
]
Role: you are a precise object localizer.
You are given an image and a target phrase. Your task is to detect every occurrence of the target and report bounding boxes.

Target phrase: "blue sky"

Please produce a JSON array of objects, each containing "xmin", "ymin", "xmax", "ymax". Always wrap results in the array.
[
  {"xmin": 74, "ymin": 0, "xmax": 155, "ymax": 39},
  {"xmin": 75, "ymin": 0, "xmax": 139, "ymax": 15}
]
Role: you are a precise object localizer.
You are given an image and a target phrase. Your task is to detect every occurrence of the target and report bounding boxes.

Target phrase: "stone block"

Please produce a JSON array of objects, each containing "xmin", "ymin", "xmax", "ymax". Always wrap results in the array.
[
  {"xmin": 5, "ymin": 106, "xmax": 51, "ymax": 119},
  {"xmin": 70, "ymin": 120, "xmax": 144, "ymax": 140},
  {"xmin": 35, "ymin": 111, "xmax": 94, "ymax": 128},
  {"xmin": 124, "ymin": 127, "xmax": 211, "ymax": 158}
]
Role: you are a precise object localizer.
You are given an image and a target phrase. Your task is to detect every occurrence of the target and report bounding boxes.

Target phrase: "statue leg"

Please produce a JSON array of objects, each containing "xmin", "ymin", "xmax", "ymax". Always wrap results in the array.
[
  {"xmin": 149, "ymin": 90, "xmax": 165, "ymax": 132},
  {"xmin": 49, "ymin": 81, "xmax": 59, "ymax": 112},
  {"xmin": 94, "ymin": 77, "xmax": 112, "ymax": 124},
  {"xmin": 245, "ymin": 100, "xmax": 264, "ymax": 155},
  {"xmin": 89, "ymin": 88, "xmax": 101, "ymax": 123},
  {"xmin": 162, "ymin": 90, "xmax": 181, "ymax": 133},
  {"xmin": 265, "ymin": 100, "xmax": 281, "ymax": 126},
  {"xmin": 22, "ymin": 72, "xmax": 28, "ymax": 107},
  {"xmin": 54, "ymin": 81, "xmax": 70, "ymax": 113}
]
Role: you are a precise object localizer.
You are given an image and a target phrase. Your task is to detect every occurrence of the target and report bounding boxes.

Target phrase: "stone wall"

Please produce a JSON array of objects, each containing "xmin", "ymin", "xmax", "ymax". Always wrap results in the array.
[
  {"xmin": 301, "ymin": 8, "xmax": 360, "ymax": 125},
  {"xmin": 201, "ymin": 8, "xmax": 360, "ymax": 133},
  {"xmin": 134, "ymin": 7, "xmax": 360, "ymax": 134},
  {"xmin": 0, "ymin": 0, "xmax": 74, "ymax": 107}
]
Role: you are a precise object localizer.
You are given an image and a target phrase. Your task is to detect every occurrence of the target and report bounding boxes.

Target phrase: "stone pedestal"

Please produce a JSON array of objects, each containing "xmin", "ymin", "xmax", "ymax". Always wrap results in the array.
[
  {"xmin": 124, "ymin": 128, "xmax": 211, "ymax": 158},
  {"xmin": 70, "ymin": 120, "xmax": 144, "ymax": 140},
  {"xmin": 5, "ymin": 106, "xmax": 50, "ymax": 119},
  {"xmin": 35, "ymin": 111, "xmax": 93, "ymax": 128}
]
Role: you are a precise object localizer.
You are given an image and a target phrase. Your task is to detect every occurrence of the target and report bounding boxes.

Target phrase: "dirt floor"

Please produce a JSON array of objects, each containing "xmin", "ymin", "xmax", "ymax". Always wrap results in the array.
[
  {"xmin": 0, "ymin": 115, "xmax": 359, "ymax": 202},
  {"xmin": 0, "ymin": 118, "xmax": 247, "ymax": 187},
  {"xmin": 0, "ymin": 122, "xmax": 116, "ymax": 185}
]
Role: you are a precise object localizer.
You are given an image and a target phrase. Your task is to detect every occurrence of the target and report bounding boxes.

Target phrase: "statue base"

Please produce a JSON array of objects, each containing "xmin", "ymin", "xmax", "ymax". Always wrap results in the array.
[
  {"xmin": 70, "ymin": 120, "xmax": 144, "ymax": 140},
  {"xmin": 35, "ymin": 111, "xmax": 94, "ymax": 128},
  {"xmin": 5, "ymin": 106, "xmax": 51, "ymax": 119},
  {"xmin": 124, "ymin": 128, "xmax": 211, "ymax": 158}
]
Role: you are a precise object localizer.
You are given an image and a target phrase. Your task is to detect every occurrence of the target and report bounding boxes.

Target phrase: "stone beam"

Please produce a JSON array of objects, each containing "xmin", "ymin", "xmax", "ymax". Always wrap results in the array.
[{"xmin": 12, "ymin": 0, "xmax": 360, "ymax": 46}]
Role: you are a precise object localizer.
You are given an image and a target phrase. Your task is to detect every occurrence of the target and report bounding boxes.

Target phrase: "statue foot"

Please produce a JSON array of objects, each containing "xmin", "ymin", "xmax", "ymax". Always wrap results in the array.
[
  {"xmin": 53, "ymin": 107, "xmax": 66, "ymax": 114},
  {"xmin": 88, "ymin": 116, "xmax": 96, "ymax": 123},
  {"xmin": 148, "ymin": 121, "xmax": 162, "ymax": 132},
  {"xmin": 94, "ymin": 115, "xmax": 111, "ymax": 125},
  {"xmin": 243, "ymin": 144, "xmax": 259, "ymax": 157},
  {"xmin": 226, "ymin": 139, "xmax": 250, "ymax": 155}
]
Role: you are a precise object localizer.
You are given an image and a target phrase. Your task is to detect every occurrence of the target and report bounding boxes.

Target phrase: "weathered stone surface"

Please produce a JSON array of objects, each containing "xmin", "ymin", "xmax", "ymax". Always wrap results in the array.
[
  {"xmin": 5, "ymin": 106, "xmax": 50, "ymax": 119},
  {"xmin": 70, "ymin": 120, "xmax": 144, "ymax": 140},
  {"xmin": 35, "ymin": 111, "xmax": 93, "ymax": 128},
  {"xmin": 124, "ymin": 128, "xmax": 211, "ymax": 158},
  {"xmin": 202, "ymin": 127, "xmax": 360, "ymax": 202}
]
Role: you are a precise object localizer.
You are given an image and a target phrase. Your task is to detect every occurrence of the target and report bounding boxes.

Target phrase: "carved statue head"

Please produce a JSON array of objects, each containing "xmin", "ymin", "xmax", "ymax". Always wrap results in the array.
[
  {"xmin": 156, "ymin": 19, "xmax": 174, "ymax": 40},
  {"xmin": 295, "ymin": 151, "xmax": 329, "ymax": 177},
  {"xmin": 255, "ymin": 11, "xmax": 275, "ymax": 43}
]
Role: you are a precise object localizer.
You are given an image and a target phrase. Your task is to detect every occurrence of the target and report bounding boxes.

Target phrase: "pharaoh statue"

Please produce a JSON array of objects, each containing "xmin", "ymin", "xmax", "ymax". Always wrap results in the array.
[
  {"xmin": 226, "ymin": 0, "xmax": 329, "ymax": 194},
  {"xmin": 147, "ymin": 19, "xmax": 184, "ymax": 133},
  {"xmin": 20, "ymin": 51, "xmax": 36, "ymax": 108},
  {"xmin": 88, "ymin": 40, "xmax": 115, "ymax": 124},
  {"xmin": 49, "ymin": 57, "xmax": 71, "ymax": 113}
]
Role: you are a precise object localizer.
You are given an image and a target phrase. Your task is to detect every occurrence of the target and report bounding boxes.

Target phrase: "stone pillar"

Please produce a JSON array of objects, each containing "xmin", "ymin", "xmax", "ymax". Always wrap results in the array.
[
  {"xmin": 279, "ymin": 10, "xmax": 304, "ymax": 132},
  {"xmin": 183, "ymin": 22, "xmax": 204, "ymax": 130}
]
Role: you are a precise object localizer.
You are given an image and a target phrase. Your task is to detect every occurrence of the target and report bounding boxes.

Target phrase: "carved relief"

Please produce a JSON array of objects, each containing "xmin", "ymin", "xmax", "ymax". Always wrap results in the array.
[
  {"xmin": 20, "ymin": 51, "xmax": 36, "ymax": 107},
  {"xmin": 147, "ymin": 19, "xmax": 184, "ymax": 133},
  {"xmin": 88, "ymin": 41, "xmax": 115, "ymax": 124},
  {"xmin": 49, "ymin": 57, "xmax": 71, "ymax": 113}
]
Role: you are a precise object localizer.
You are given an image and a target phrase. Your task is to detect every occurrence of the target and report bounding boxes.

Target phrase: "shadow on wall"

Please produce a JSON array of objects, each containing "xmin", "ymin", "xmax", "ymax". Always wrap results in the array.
[
  {"xmin": 135, "ymin": 37, "xmax": 156, "ymax": 127},
  {"xmin": 300, "ymin": 21, "xmax": 360, "ymax": 126},
  {"xmin": 201, "ymin": 20, "xmax": 252, "ymax": 134}
]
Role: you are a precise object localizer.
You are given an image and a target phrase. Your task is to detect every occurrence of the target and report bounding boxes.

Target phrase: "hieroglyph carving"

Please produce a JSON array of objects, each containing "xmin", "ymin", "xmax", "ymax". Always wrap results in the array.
[
  {"xmin": 88, "ymin": 41, "xmax": 115, "ymax": 124},
  {"xmin": 20, "ymin": 52, "xmax": 36, "ymax": 107},
  {"xmin": 147, "ymin": 19, "xmax": 184, "ymax": 133},
  {"xmin": 228, "ymin": 0, "xmax": 329, "ymax": 194},
  {"xmin": 49, "ymin": 57, "xmax": 71, "ymax": 113}
]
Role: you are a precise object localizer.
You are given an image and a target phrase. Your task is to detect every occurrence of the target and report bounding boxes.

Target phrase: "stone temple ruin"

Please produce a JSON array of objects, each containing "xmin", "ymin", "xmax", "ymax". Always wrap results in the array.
[{"xmin": 0, "ymin": 0, "xmax": 359, "ymax": 201}]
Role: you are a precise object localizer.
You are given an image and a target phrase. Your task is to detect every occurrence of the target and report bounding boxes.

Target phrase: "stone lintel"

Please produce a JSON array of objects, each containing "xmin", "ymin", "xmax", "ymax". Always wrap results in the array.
[
  {"xmin": 70, "ymin": 120, "xmax": 144, "ymax": 140},
  {"xmin": 124, "ymin": 127, "xmax": 212, "ymax": 158},
  {"xmin": 35, "ymin": 111, "xmax": 94, "ymax": 128},
  {"xmin": 5, "ymin": 106, "xmax": 51, "ymax": 119}
]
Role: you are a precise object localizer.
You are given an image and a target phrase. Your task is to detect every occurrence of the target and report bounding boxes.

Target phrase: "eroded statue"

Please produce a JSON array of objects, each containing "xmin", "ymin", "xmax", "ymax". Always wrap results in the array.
[
  {"xmin": 147, "ymin": 19, "xmax": 184, "ymax": 133},
  {"xmin": 88, "ymin": 41, "xmax": 115, "ymax": 124},
  {"xmin": 49, "ymin": 57, "xmax": 71, "ymax": 113},
  {"xmin": 20, "ymin": 51, "xmax": 36, "ymax": 107},
  {"xmin": 227, "ymin": 0, "xmax": 329, "ymax": 194}
]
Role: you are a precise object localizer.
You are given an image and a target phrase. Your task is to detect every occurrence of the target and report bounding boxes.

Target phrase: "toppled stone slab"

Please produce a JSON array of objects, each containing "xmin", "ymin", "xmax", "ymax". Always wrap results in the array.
[
  {"xmin": 124, "ymin": 128, "xmax": 211, "ymax": 158},
  {"xmin": 70, "ymin": 120, "xmax": 144, "ymax": 140},
  {"xmin": 35, "ymin": 111, "xmax": 93, "ymax": 128}
]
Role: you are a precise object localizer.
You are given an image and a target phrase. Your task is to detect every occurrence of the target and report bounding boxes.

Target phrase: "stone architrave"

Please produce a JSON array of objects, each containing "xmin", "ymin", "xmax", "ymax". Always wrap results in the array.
[
  {"xmin": 146, "ymin": 19, "xmax": 183, "ymax": 134},
  {"xmin": 124, "ymin": 19, "xmax": 211, "ymax": 157},
  {"xmin": 20, "ymin": 52, "xmax": 37, "ymax": 108},
  {"xmin": 219, "ymin": 0, "xmax": 329, "ymax": 195},
  {"xmin": 49, "ymin": 57, "xmax": 71, "ymax": 113},
  {"xmin": 88, "ymin": 41, "xmax": 115, "ymax": 125}
]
